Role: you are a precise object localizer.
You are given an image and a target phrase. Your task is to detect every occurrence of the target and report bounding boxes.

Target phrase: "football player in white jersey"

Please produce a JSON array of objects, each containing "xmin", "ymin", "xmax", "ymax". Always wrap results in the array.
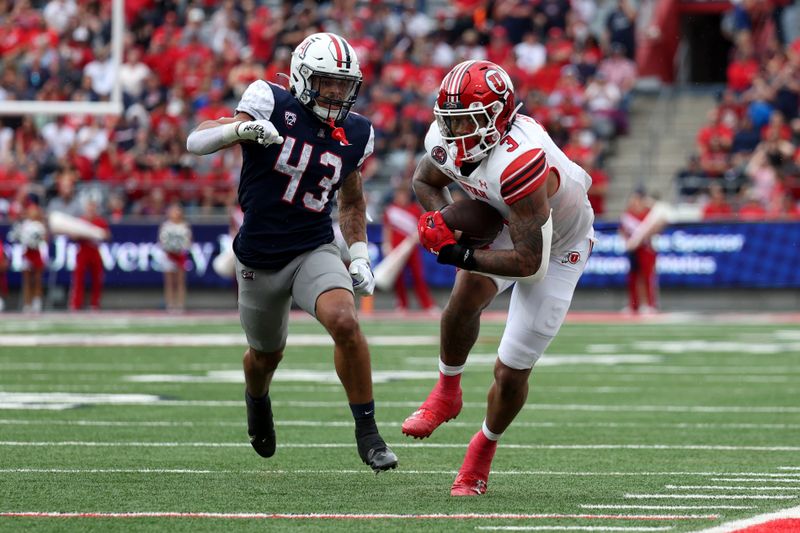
[{"xmin": 401, "ymin": 60, "xmax": 596, "ymax": 496}]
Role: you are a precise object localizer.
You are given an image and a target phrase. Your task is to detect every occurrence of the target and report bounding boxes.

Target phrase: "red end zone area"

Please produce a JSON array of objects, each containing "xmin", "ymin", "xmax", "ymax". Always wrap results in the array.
[{"xmin": 736, "ymin": 519, "xmax": 800, "ymax": 532}]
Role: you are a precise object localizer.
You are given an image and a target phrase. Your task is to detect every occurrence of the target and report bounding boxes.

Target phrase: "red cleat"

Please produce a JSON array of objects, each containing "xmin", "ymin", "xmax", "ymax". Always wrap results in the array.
[
  {"xmin": 450, "ymin": 472, "xmax": 488, "ymax": 496},
  {"xmin": 450, "ymin": 430, "xmax": 497, "ymax": 496},
  {"xmin": 401, "ymin": 388, "xmax": 462, "ymax": 439}
]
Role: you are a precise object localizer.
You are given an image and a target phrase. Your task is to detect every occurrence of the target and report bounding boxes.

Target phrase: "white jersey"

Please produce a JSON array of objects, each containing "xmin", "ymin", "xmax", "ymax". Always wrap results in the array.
[{"xmin": 424, "ymin": 114, "xmax": 595, "ymax": 254}]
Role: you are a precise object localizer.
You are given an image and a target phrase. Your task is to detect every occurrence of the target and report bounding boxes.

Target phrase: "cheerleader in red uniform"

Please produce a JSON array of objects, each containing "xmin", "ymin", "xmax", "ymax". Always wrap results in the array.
[
  {"xmin": 158, "ymin": 203, "xmax": 192, "ymax": 312},
  {"xmin": 17, "ymin": 199, "xmax": 48, "ymax": 313}
]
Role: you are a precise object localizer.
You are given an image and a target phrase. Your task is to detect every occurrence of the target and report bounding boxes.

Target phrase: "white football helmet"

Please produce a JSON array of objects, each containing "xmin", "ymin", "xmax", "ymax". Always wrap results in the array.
[{"xmin": 290, "ymin": 33, "xmax": 362, "ymax": 124}]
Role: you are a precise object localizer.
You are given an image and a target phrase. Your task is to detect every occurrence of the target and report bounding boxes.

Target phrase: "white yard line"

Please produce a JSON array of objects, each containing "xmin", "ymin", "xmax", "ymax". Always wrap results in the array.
[
  {"xmin": 710, "ymin": 478, "xmax": 800, "ymax": 483},
  {"xmin": 3, "ymin": 394, "xmax": 800, "ymax": 414},
  {"xmin": 482, "ymin": 526, "xmax": 674, "ymax": 531},
  {"xmin": 2, "ymin": 418, "xmax": 799, "ymax": 431},
  {"xmin": 625, "ymin": 494, "xmax": 796, "ymax": 500},
  {"xmin": 0, "ymin": 468, "xmax": 231, "ymax": 474},
  {"xmin": 1, "ymin": 441, "xmax": 799, "ymax": 452},
  {"xmin": 665, "ymin": 485, "xmax": 800, "ymax": 491},
  {"xmin": 0, "ymin": 333, "xmax": 439, "ymax": 346},
  {"xmin": 0, "ymin": 511, "xmax": 715, "ymax": 521},
  {"xmin": 580, "ymin": 505, "xmax": 756, "ymax": 510},
  {"xmin": 693, "ymin": 504, "xmax": 800, "ymax": 533},
  {"xmin": 0, "ymin": 468, "xmax": 795, "ymax": 478}
]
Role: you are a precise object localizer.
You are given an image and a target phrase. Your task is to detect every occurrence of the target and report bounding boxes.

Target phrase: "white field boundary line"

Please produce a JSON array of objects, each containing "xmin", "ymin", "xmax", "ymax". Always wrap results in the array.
[
  {"xmin": 0, "ymin": 334, "xmax": 438, "ymax": 347},
  {"xmin": 665, "ymin": 485, "xmax": 800, "ymax": 491},
  {"xmin": 0, "ymin": 522, "xmax": 659, "ymax": 532},
  {"xmin": 3, "ymin": 419, "xmax": 800, "ymax": 431},
  {"xmin": 580, "ymin": 506, "xmax": 756, "ymax": 510},
  {"xmin": 0, "ymin": 511, "xmax": 718, "ymax": 521},
  {"xmin": 2, "ymin": 441, "xmax": 800, "ymax": 452},
  {"xmin": 0, "ymin": 468, "xmax": 796, "ymax": 478},
  {"xmin": 711, "ymin": 478, "xmax": 800, "ymax": 483},
  {"xmin": 625, "ymin": 494, "xmax": 797, "ymax": 500},
  {"xmin": 693, "ymin": 504, "xmax": 800, "ymax": 533},
  {"xmin": 779, "ymin": 467, "xmax": 800, "ymax": 470}
]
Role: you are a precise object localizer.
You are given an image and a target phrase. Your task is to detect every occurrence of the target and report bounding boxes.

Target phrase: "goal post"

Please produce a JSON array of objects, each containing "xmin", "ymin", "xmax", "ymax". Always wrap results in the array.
[{"xmin": 0, "ymin": 0, "xmax": 124, "ymax": 117}]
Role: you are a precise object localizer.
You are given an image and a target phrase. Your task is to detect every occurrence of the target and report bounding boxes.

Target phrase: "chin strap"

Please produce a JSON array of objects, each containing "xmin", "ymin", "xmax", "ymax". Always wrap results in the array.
[{"xmin": 327, "ymin": 119, "xmax": 350, "ymax": 145}]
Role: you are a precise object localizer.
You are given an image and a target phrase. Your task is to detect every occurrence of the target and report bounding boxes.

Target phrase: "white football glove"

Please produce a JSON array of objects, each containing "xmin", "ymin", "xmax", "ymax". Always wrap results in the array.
[
  {"xmin": 348, "ymin": 242, "xmax": 375, "ymax": 296},
  {"xmin": 236, "ymin": 120, "xmax": 284, "ymax": 146}
]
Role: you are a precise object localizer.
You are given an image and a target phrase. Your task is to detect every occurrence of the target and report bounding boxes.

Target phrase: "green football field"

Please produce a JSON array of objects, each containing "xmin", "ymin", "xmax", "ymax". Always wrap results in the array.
[{"xmin": 0, "ymin": 311, "xmax": 798, "ymax": 532}]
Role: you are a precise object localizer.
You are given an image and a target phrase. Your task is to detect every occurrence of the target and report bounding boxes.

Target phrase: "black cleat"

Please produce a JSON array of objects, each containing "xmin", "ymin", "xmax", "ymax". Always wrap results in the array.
[
  {"xmin": 356, "ymin": 429, "xmax": 398, "ymax": 473},
  {"xmin": 246, "ymin": 392, "xmax": 275, "ymax": 458}
]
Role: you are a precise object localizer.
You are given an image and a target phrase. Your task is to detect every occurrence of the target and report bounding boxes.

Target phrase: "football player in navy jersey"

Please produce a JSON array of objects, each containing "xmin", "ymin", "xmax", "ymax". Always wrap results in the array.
[{"xmin": 187, "ymin": 33, "xmax": 397, "ymax": 472}]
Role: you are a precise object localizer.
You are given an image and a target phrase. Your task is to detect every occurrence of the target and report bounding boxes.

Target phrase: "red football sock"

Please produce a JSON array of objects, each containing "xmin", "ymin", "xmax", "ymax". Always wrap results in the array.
[
  {"xmin": 437, "ymin": 371, "xmax": 461, "ymax": 392},
  {"xmin": 462, "ymin": 430, "xmax": 497, "ymax": 478}
]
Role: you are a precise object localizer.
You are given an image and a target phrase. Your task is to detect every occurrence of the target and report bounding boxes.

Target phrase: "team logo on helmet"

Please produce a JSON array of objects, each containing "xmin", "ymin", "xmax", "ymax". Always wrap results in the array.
[
  {"xmin": 431, "ymin": 145, "xmax": 447, "ymax": 165},
  {"xmin": 485, "ymin": 69, "xmax": 508, "ymax": 95},
  {"xmin": 284, "ymin": 111, "xmax": 297, "ymax": 127},
  {"xmin": 562, "ymin": 251, "xmax": 581, "ymax": 264}
]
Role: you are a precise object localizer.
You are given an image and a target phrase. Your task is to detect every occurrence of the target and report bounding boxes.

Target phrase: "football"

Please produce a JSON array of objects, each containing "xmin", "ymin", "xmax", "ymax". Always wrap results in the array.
[{"xmin": 440, "ymin": 199, "xmax": 504, "ymax": 248}]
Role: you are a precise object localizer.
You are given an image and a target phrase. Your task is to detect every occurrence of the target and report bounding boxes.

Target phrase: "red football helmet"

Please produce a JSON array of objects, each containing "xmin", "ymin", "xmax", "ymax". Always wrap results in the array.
[{"xmin": 434, "ymin": 60, "xmax": 518, "ymax": 165}]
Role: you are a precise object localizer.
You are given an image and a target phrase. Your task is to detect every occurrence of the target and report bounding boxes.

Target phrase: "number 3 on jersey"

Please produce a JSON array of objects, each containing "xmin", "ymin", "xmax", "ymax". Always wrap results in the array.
[{"xmin": 274, "ymin": 137, "xmax": 342, "ymax": 212}]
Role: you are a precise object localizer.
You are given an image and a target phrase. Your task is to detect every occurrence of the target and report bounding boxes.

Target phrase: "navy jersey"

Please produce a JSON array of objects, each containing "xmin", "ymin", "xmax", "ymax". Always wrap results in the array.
[{"xmin": 232, "ymin": 81, "xmax": 374, "ymax": 270}]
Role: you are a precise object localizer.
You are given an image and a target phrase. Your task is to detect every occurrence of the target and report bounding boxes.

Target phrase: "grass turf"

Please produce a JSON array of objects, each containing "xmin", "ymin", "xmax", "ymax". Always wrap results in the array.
[{"xmin": 0, "ymin": 313, "xmax": 798, "ymax": 532}]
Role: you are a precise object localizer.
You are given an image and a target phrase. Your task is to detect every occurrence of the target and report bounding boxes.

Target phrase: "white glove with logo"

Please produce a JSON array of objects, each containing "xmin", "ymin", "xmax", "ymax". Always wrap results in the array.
[
  {"xmin": 348, "ymin": 242, "xmax": 375, "ymax": 296},
  {"xmin": 235, "ymin": 120, "xmax": 284, "ymax": 146}
]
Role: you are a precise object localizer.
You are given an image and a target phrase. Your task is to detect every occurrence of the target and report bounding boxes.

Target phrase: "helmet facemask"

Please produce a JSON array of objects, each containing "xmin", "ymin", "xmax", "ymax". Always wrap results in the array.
[
  {"xmin": 299, "ymin": 69, "xmax": 362, "ymax": 124},
  {"xmin": 434, "ymin": 100, "xmax": 504, "ymax": 165}
]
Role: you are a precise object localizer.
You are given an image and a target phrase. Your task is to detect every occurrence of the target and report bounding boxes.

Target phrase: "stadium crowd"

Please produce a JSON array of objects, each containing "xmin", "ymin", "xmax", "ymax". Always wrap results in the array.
[
  {"xmin": 676, "ymin": 0, "xmax": 800, "ymax": 220},
  {"xmin": 0, "ymin": 0, "xmax": 641, "ymax": 223}
]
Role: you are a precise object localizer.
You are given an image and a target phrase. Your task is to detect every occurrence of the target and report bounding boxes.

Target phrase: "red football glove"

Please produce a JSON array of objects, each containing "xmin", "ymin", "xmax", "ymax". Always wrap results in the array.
[{"xmin": 418, "ymin": 210, "xmax": 456, "ymax": 254}]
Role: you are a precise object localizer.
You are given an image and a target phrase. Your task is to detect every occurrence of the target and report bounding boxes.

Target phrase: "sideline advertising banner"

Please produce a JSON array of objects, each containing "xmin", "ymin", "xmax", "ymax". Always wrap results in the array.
[
  {"xmin": 413, "ymin": 221, "xmax": 800, "ymax": 289},
  {"xmin": 2, "ymin": 221, "xmax": 799, "ymax": 289}
]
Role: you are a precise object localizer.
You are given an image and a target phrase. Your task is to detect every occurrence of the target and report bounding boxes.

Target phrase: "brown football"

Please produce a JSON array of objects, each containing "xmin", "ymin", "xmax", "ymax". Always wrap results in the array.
[{"xmin": 440, "ymin": 199, "xmax": 504, "ymax": 248}]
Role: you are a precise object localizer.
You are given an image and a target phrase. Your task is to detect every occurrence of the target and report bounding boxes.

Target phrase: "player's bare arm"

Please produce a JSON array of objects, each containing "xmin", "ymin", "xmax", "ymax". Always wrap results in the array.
[
  {"xmin": 337, "ymin": 169, "xmax": 367, "ymax": 246},
  {"xmin": 471, "ymin": 185, "xmax": 550, "ymax": 277},
  {"xmin": 412, "ymin": 155, "xmax": 453, "ymax": 212},
  {"xmin": 186, "ymin": 111, "xmax": 283, "ymax": 155}
]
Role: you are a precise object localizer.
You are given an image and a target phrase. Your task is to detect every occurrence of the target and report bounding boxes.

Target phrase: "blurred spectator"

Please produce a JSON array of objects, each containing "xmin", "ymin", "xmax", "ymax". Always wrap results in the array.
[
  {"xmin": 119, "ymin": 47, "xmax": 152, "ymax": 103},
  {"xmin": 0, "ymin": 236, "xmax": 7, "ymax": 312},
  {"xmin": 604, "ymin": 0, "xmax": 636, "ymax": 59},
  {"xmin": 83, "ymin": 45, "xmax": 117, "ymax": 98},
  {"xmin": 68, "ymin": 199, "xmax": 110, "ymax": 311},
  {"xmin": 47, "ymin": 170, "xmax": 82, "ymax": 216},
  {"xmin": 676, "ymin": 154, "xmax": 708, "ymax": 198},
  {"xmin": 228, "ymin": 47, "xmax": 265, "ymax": 99},
  {"xmin": 770, "ymin": 191, "xmax": 800, "ymax": 219},
  {"xmin": 702, "ymin": 183, "xmax": 735, "ymax": 219},
  {"xmin": 584, "ymin": 72, "xmax": 623, "ymax": 138},
  {"xmin": 597, "ymin": 43, "xmax": 637, "ymax": 108},
  {"xmin": 381, "ymin": 186, "xmax": 436, "ymax": 312},
  {"xmin": 586, "ymin": 160, "xmax": 609, "ymax": 217},
  {"xmin": 737, "ymin": 186, "xmax": 768, "ymax": 220},
  {"xmin": 746, "ymin": 128, "xmax": 794, "ymax": 204},
  {"xmin": 619, "ymin": 189, "xmax": 659, "ymax": 314},
  {"xmin": 514, "ymin": 32, "xmax": 546, "ymax": 73},
  {"xmin": 158, "ymin": 203, "xmax": 191, "ymax": 312}
]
